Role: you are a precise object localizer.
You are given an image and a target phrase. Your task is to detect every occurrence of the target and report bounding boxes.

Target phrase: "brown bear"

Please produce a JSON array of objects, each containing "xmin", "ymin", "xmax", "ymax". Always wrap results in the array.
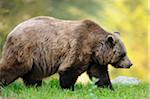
[{"xmin": 0, "ymin": 16, "xmax": 132, "ymax": 90}]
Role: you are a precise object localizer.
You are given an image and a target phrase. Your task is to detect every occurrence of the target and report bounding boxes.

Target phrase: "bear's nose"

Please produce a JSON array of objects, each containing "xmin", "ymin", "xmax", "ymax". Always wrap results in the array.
[{"xmin": 128, "ymin": 63, "xmax": 133, "ymax": 67}]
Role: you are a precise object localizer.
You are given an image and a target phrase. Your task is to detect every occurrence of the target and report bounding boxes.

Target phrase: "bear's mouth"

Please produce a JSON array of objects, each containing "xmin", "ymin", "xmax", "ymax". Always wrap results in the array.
[
  {"xmin": 112, "ymin": 64, "xmax": 132, "ymax": 69},
  {"xmin": 116, "ymin": 65, "xmax": 131, "ymax": 69},
  {"xmin": 111, "ymin": 62, "xmax": 132, "ymax": 69}
]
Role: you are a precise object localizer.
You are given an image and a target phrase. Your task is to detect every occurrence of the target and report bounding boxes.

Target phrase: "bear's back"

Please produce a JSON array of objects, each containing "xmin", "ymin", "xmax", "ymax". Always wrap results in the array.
[
  {"xmin": 2, "ymin": 16, "xmax": 93, "ymax": 79},
  {"xmin": 7, "ymin": 16, "xmax": 84, "ymax": 42}
]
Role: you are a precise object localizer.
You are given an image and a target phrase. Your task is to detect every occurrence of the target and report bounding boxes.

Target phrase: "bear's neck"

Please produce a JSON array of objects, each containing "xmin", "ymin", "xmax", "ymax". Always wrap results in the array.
[
  {"xmin": 88, "ymin": 24, "xmax": 110, "ymax": 65},
  {"xmin": 87, "ymin": 28, "xmax": 110, "ymax": 49}
]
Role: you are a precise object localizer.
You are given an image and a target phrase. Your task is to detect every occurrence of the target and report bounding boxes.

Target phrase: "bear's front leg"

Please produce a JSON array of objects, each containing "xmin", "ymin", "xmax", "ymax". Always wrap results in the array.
[
  {"xmin": 59, "ymin": 70, "xmax": 78, "ymax": 91},
  {"xmin": 23, "ymin": 79, "xmax": 42, "ymax": 87},
  {"xmin": 59, "ymin": 65, "xmax": 88, "ymax": 91},
  {"xmin": 22, "ymin": 74, "xmax": 42, "ymax": 87},
  {"xmin": 87, "ymin": 65, "xmax": 113, "ymax": 90}
]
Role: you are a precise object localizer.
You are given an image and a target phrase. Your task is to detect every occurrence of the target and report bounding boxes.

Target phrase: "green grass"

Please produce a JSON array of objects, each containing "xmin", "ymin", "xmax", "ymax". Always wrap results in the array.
[{"xmin": 0, "ymin": 79, "xmax": 149, "ymax": 99}]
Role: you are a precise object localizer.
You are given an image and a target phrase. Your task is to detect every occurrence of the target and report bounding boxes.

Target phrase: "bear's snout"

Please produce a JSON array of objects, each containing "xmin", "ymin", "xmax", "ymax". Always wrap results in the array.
[
  {"xmin": 126, "ymin": 63, "xmax": 133, "ymax": 68},
  {"xmin": 112, "ymin": 56, "xmax": 133, "ymax": 69}
]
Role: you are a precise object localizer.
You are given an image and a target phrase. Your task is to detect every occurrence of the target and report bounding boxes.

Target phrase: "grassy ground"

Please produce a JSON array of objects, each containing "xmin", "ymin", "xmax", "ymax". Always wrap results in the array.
[{"xmin": 0, "ymin": 79, "xmax": 149, "ymax": 99}]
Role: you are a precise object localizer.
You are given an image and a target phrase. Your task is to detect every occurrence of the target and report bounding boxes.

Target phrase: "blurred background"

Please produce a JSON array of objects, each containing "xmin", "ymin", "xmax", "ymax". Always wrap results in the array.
[{"xmin": 0, "ymin": 0, "xmax": 149, "ymax": 82}]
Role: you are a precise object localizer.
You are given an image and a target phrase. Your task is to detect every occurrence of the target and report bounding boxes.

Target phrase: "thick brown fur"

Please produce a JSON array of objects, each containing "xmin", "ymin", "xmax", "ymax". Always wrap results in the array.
[{"xmin": 0, "ymin": 16, "xmax": 132, "ymax": 89}]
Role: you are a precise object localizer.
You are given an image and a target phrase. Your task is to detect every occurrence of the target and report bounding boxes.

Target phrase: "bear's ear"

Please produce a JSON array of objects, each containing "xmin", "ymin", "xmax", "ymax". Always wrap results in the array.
[
  {"xmin": 114, "ymin": 32, "xmax": 120, "ymax": 35},
  {"xmin": 106, "ymin": 35, "xmax": 115, "ymax": 47}
]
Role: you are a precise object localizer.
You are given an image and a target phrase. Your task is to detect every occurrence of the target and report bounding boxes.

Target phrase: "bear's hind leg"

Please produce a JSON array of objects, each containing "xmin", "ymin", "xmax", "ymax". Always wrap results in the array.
[{"xmin": 0, "ymin": 62, "xmax": 30, "ymax": 87}]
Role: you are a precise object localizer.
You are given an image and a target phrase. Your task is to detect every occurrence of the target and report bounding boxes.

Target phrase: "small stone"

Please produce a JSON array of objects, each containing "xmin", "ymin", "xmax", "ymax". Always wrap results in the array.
[{"xmin": 111, "ymin": 76, "xmax": 141, "ymax": 85}]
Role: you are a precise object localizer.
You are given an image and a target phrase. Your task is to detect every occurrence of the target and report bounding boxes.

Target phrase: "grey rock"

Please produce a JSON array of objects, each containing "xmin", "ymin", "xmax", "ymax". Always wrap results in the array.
[{"xmin": 111, "ymin": 76, "xmax": 141, "ymax": 85}]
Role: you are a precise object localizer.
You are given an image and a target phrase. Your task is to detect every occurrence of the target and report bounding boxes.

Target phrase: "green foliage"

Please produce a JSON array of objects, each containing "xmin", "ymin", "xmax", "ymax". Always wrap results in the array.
[
  {"xmin": 0, "ymin": 79, "xmax": 149, "ymax": 99},
  {"xmin": 0, "ymin": 0, "xmax": 148, "ymax": 81}
]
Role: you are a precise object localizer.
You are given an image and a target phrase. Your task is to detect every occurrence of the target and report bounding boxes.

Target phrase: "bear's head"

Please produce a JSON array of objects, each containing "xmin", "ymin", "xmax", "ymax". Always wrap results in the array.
[{"xmin": 93, "ymin": 32, "xmax": 133, "ymax": 68}]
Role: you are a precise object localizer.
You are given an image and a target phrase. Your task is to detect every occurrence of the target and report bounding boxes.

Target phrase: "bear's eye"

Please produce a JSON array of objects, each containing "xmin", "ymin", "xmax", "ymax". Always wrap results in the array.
[{"xmin": 120, "ymin": 53, "xmax": 126, "ymax": 58}]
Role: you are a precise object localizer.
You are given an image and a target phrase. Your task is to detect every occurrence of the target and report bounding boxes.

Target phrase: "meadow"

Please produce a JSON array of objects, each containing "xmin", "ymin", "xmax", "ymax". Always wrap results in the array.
[{"xmin": 0, "ymin": 79, "xmax": 149, "ymax": 99}]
